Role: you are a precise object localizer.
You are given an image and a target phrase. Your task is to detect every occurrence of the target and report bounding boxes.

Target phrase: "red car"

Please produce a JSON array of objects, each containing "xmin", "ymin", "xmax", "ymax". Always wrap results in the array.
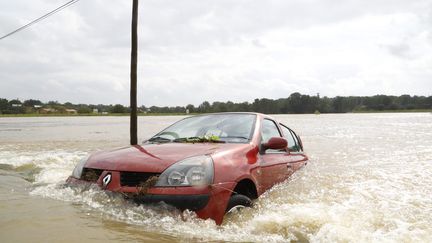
[{"xmin": 67, "ymin": 112, "xmax": 308, "ymax": 224}]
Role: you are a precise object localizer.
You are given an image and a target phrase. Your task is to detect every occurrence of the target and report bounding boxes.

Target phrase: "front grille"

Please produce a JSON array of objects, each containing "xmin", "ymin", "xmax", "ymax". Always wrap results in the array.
[
  {"xmin": 120, "ymin": 172, "xmax": 160, "ymax": 187},
  {"xmin": 81, "ymin": 168, "xmax": 103, "ymax": 182}
]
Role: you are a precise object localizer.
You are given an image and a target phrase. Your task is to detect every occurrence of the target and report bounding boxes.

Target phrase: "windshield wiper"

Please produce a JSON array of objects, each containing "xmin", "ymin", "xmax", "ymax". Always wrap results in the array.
[
  {"xmin": 148, "ymin": 136, "xmax": 172, "ymax": 143},
  {"xmin": 173, "ymin": 137, "xmax": 198, "ymax": 142},
  {"xmin": 219, "ymin": 136, "xmax": 249, "ymax": 140},
  {"xmin": 173, "ymin": 136, "xmax": 225, "ymax": 143}
]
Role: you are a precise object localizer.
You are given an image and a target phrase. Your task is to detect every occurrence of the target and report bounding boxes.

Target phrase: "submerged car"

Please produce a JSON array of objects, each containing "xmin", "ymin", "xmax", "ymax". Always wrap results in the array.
[{"xmin": 67, "ymin": 112, "xmax": 308, "ymax": 224}]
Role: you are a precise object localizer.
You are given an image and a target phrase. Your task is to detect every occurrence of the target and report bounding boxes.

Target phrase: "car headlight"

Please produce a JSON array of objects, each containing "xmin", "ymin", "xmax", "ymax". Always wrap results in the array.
[
  {"xmin": 71, "ymin": 155, "xmax": 89, "ymax": 179},
  {"xmin": 155, "ymin": 155, "xmax": 214, "ymax": 187}
]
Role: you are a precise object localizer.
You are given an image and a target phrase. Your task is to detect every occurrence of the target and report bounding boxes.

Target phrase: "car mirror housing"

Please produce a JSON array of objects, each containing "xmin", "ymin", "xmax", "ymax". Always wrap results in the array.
[{"xmin": 263, "ymin": 137, "xmax": 288, "ymax": 151}]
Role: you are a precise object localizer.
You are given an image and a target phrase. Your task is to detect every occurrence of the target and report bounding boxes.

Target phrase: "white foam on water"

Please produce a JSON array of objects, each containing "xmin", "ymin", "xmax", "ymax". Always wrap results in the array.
[
  {"xmin": 0, "ymin": 149, "xmax": 86, "ymax": 184},
  {"xmin": 24, "ymin": 151, "xmax": 432, "ymax": 243},
  {"xmin": 30, "ymin": 180, "xmax": 288, "ymax": 242}
]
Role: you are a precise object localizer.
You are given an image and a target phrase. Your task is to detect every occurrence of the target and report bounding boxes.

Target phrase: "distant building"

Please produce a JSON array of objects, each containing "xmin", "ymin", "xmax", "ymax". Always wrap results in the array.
[
  {"xmin": 39, "ymin": 108, "xmax": 57, "ymax": 114},
  {"xmin": 65, "ymin": 109, "xmax": 78, "ymax": 115},
  {"xmin": 34, "ymin": 105, "xmax": 42, "ymax": 108},
  {"xmin": 93, "ymin": 109, "xmax": 98, "ymax": 114},
  {"xmin": 12, "ymin": 104, "xmax": 22, "ymax": 107}
]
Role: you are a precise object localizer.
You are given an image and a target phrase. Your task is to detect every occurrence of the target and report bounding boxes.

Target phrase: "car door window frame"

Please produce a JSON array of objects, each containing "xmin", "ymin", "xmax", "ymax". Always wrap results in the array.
[
  {"xmin": 260, "ymin": 119, "xmax": 286, "ymax": 154},
  {"xmin": 280, "ymin": 123, "xmax": 303, "ymax": 153}
]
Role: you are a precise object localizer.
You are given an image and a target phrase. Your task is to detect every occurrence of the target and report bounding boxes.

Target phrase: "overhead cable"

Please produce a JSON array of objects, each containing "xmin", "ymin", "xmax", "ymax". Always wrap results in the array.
[{"xmin": 0, "ymin": 0, "xmax": 81, "ymax": 41}]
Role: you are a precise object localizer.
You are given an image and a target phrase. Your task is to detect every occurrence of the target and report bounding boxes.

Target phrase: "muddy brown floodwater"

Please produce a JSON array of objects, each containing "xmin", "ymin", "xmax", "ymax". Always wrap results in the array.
[{"xmin": 0, "ymin": 113, "xmax": 431, "ymax": 242}]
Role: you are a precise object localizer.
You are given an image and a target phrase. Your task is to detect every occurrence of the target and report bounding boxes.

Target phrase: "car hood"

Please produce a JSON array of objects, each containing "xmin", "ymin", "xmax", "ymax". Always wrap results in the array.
[{"xmin": 84, "ymin": 143, "xmax": 248, "ymax": 173}]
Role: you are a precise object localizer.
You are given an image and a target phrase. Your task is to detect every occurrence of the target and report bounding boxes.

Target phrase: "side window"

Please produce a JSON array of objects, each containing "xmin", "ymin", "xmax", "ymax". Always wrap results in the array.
[
  {"xmin": 261, "ymin": 119, "xmax": 286, "ymax": 153},
  {"xmin": 280, "ymin": 124, "xmax": 301, "ymax": 152},
  {"xmin": 290, "ymin": 130, "xmax": 303, "ymax": 152},
  {"xmin": 261, "ymin": 119, "xmax": 282, "ymax": 151}
]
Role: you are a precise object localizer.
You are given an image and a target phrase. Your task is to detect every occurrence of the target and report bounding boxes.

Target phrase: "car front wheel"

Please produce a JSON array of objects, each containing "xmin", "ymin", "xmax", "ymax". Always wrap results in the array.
[{"xmin": 225, "ymin": 194, "xmax": 252, "ymax": 214}]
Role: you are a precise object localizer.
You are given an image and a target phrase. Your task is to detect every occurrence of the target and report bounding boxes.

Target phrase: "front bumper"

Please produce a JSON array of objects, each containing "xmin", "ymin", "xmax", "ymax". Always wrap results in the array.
[
  {"xmin": 67, "ymin": 170, "xmax": 236, "ymax": 225},
  {"xmin": 132, "ymin": 194, "xmax": 210, "ymax": 211}
]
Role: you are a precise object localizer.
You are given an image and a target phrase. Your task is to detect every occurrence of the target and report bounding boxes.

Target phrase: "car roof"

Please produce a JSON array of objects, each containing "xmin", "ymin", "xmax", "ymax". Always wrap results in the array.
[{"xmin": 191, "ymin": 112, "xmax": 275, "ymax": 120}]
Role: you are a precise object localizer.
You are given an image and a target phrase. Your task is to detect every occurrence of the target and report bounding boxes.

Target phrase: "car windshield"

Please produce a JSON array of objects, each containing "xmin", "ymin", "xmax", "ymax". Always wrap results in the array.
[{"xmin": 148, "ymin": 113, "xmax": 256, "ymax": 144}]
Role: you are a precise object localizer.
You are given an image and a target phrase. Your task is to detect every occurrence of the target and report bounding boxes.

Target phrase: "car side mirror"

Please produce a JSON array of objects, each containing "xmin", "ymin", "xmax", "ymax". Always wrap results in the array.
[{"xmin": 262, "ymin": 137, "xmax": 288, "ymax": 151}]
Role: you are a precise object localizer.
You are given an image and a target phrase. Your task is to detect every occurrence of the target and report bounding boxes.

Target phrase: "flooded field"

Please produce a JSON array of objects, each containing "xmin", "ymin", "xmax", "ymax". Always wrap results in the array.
[{"xmin": 0, "ymin": 113, "xmax": 431, "ymax": 242}]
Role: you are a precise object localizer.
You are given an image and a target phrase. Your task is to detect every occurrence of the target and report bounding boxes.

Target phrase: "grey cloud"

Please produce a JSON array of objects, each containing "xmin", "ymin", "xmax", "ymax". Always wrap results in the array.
[
  {"xmin": 1, "ymin": 0, "xmax": 431, "ymax": 106},
  {"xmin": 385, "ymin": 43, "xmax": 412, "ymax": 59}
]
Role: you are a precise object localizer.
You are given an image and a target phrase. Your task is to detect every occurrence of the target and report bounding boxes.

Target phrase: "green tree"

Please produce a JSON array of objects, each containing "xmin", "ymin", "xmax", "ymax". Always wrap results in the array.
[
  {"xmin": 77, "ymin": 106, "xmax": 92, "ymax": 114},
  {"xmin": 8, "ymin": 99, "xmax": 22, "ymax": 105},
  {"xmin": 185, "ymin": 104, "xmax": 195, "ymax": 113},
  {"xmin": 0, "ymin": 98, "xmax": 8, "ymax": 114},
  {"xmin": 198, "ymin": 101, "xmax": 211, "ymax": 113},
  {"xmin": 318, "ymin": 96, "xmax": 332, "ymax": 113},
  {"xmin": 288, "ymin": 93, "xmax": 303, "ymax": 113},
  {"xmin": 111, "ymin": 104, "xmax": 127, "ymax": 113},
  {"xmin": 23, "ymin": 99, "xmax": 43, "ymax": 107}
]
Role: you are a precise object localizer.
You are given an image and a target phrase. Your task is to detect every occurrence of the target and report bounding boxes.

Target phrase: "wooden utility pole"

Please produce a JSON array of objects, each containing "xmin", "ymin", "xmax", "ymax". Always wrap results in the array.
[{"xmin": 130, "ymin": 0, "xmax": 138, "ymax": 145}]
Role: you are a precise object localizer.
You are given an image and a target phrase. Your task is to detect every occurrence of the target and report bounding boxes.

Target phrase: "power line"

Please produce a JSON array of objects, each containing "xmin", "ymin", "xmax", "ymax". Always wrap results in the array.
[{"xmin": 0, "ymin": 0, "xmax": 81, "ymax": 41}]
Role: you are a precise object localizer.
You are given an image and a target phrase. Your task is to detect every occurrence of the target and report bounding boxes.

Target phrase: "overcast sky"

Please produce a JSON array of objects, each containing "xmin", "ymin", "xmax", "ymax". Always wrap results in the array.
[{"xmin": 0, "ymin": 0, "xmax": 431, "ymax": 106}]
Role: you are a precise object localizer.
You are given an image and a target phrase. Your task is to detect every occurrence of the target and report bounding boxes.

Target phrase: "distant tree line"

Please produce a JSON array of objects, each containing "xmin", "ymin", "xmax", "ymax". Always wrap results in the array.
[
  {"xmin": 1, "ymin": 93, "xmax": 431, "ymax": 115},
  {"xmin": 0, "ymin": 98, "xmax": 127, "ymax": 115},
  {"xmin": 186, "ymin": 93, "xmax": 432, "ymax": 114}
]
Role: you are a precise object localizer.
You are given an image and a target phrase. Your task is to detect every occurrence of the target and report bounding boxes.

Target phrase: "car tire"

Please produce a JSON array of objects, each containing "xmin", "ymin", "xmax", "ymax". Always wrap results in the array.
[{"xmin": 225, "ymin": 194, "xmax": 252, "ymax": 214}]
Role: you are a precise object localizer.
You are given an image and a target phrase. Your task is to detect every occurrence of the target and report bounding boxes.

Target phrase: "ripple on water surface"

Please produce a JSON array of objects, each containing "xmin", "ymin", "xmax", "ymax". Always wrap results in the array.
[{"xmin": 0, "ymin": 113, "xmax": 431, "ymax": 242}]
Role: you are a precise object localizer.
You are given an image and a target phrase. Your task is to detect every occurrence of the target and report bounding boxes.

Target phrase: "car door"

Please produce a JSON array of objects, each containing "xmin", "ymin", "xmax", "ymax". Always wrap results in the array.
[
  {"xmin": 258, "ymin": 119, "xmax": 291, "ymax": 192},
  {"xmin": 280, "ymin": 124, "xmax": 308, "ymax": 175}
]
